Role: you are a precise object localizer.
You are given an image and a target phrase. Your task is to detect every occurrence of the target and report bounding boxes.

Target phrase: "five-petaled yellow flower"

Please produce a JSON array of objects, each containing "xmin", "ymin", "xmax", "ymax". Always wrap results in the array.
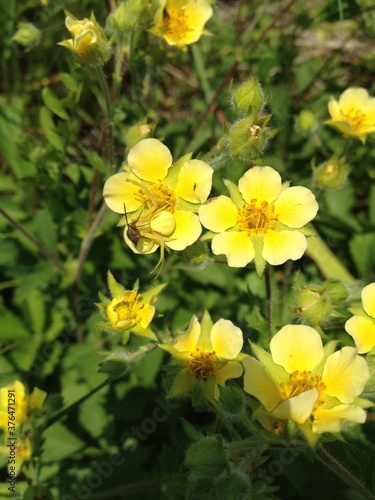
[
  {"xmin": 345, "ymin": 282, "xmax": 375, "ymax": 354},
  {"xmin": 103, "ymin": 138, "xmax": 213, "ymax": 272},
  {"xmin": 59, "ymin": 12, "xmax": 111, "ymax": 65},
  {"xmin": 0, "ymin": 380, "xmax": 47, "ymax": 430},
  {"xmin": 97, "ymin": 271, "xmax": 166, "ymax": 341},
  {"xmin": 159, "ymin": 311, "xmax": 244, "ymax": 401},
  {"xmin": 198, "ymin": 166, "xmax": 318, "ymax": 276},
  {"xmin": 326, "ymin": 87, "xmax": 375, "ymax": 143},
  {"xmin": 150, "ymin": 0, "xmax": 213, "ymax": 49},
  {"xmin": 243, "ymin": 325, "xmax": 370, "ymax": 440}
]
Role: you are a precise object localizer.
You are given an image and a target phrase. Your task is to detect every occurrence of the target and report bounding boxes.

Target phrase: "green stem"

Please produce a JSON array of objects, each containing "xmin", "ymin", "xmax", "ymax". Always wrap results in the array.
[
  {"xmin": 265, "ymin": 265, "xmax": 273, "ymax": 337},
  {"xmin": 316, "ymin": 446, "xmax": 375, "ymax": 500},
  {"xmin": 306, "ymin": 225, "xmax": 355, "ymax": 283},
  {"xmin": 0, "ymin": 207, "xmax": 67, "ymax": 275},
  {"xmin": 43, "ymin": 377, "xmax": 111, "ymax": 430},
  {"xmin": 191, "ymin": 44, "xmax": 213, "ymax": 104}
]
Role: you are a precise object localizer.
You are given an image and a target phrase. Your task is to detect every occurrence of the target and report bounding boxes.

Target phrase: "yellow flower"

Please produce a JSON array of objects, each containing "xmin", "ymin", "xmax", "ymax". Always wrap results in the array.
[
  {"xmin": 243, "ymin": 325, "xmax": 370, "ymax": 439},
  {"xmin": 0, "ymin": 437, "xmax": 32, "ymax": 476},
  {"xmin": 97, "ymin": 271, "xmax": 166, "ymax": 341},
  {"xmin": 0, "ymin": 381, "xmax": 47, "ymax": 430},
  {"xmin": 150, "ymin": 0, "xmax": 213, "ymax": 49},
  {"xmin": 345, "ymin": 282, "xmax": 375, "ymax": 354},
  {"xmin": 326, "ymin": 88, "xmax": 375, "ymax": 143},
  {"xmin": 199, "ymin": 166, "xmax": 318, "ymax": 276},
  {"xmin": 103, "ymin": 138, "xmax": 213, "ymax": 272},
  {"xmin": 159, "ymin": 311, "xmax": 244, "ymax": 401},
  {"xmin": 58, "ymin": 12, "xmax": 111, "ymax": 65}
]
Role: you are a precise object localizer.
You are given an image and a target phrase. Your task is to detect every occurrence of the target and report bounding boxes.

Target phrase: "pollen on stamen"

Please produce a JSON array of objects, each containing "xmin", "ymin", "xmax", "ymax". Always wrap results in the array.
[{"xmin": 186, "ymin": 349, "xmax": 218, "ymax": 380}]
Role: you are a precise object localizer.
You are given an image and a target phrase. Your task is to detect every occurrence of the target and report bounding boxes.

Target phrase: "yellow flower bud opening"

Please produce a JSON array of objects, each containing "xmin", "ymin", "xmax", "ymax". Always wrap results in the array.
[{"xmin": 107, "ymin": 291, "xmax": 149, "ymax": 329}]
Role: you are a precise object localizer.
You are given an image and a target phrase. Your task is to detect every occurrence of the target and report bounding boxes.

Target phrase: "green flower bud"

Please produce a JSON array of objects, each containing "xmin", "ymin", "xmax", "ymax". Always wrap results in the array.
[
  {"xmin": 107, "ymin": 1, "xmax": 144, "ymax": 32},
  {"xmin": 228, "ymin": 115, "xmax": 276, "ymax": 161},
  {"xmin": 295, "ymin": 110, "xmax": 317, "ymax": 135},
  {"xmin": 185, "ymin": 436, "xmax": 228, "ymax": 477},
  {"xmin": 218, "ymin": 385, "xmax": 246, "ymax": 421},
  {"xmin": 295, "ymin": 284, "xmax": 332, "ymax": 326},
  {"xmin": 325, "ymin": 278, "xmax": 349, "ymax": 303},
  {"xmin": 313, "ymin": 157, "xmax": 350, "ymax": 190},
  {"xmin": 123, "ymin": 121, "xmax": 154, "ymax": 148},
  {"xmin": 232, "ymin": 78, "xmax": 264, "ymax": 115},
  {"xmin": 12, "ymin": 22, "xmax": 41, "ymax": 48}
]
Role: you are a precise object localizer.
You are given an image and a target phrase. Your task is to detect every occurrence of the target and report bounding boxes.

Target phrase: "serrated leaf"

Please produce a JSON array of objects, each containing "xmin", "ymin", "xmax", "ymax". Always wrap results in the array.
[{"xmin": 42, "ymin": 87, "xmax": 69, "ymax": 120}]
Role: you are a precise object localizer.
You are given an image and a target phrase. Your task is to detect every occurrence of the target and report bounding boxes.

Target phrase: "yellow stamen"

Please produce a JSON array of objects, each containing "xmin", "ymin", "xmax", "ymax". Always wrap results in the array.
[
  {"xmin": 113, "ymin": 291, "xmax": 145, "ymax": 323},
  {"xmin": 280, "ymin": 370, "xmax": 326, "ymax": 411},
  {"xmin": 163, "ymin": 8, "xmax": 189, "ymax": 41},
  {"xmin": 238, "ymin": 199, "xmax": 276, "ymax": 234},
  {"xmin": 341, "ymin": 108, "xmax": 366, "ymax": 132},
  {"xmin": 187, "ymin": 349, "xmax": 218, "ymax": 380}
]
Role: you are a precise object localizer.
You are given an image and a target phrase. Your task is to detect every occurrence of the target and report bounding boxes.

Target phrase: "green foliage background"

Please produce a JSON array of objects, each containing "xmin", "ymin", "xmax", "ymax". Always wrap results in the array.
[{"xmin": 1, "ymin": 0, "xmax": 375, "ymax": 498}]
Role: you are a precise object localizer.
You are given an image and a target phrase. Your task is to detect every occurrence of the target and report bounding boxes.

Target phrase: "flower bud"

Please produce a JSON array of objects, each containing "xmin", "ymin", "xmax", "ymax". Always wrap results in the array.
[
  {"xmin": 107, "ymin": 0, "xmax": 144, "ymax": 32},
  {"xmin": 185, "ymin": 436, "xmax": 228, "ymax": 477},
  {"xmin": 123, "ymin": 121, "xmax": 154, "ymax": 148},
  {"xmin": 58, "ymin": 12, "xmax": 111, "ymax": 65},
  {"xmin": 295, "ymin": 284, "xmax": 332, "ymax": 326},
  {"xmin": 232, "ymin": 78, "xmax": 264, "ymax": 115},
  {"xmin": 313, "ymin": 157, "xmax": 350, "ymax": 190},
  {"xmin": 12, "ymin": 22, "xmax": 41, "ymax": 48},
  {"xmin": 295, "ymin": 110, "xmax": 318, "ymax": 135},
  {"xmin": 227, "ymin": 115, "xmax": 276, "ymax": 161}
]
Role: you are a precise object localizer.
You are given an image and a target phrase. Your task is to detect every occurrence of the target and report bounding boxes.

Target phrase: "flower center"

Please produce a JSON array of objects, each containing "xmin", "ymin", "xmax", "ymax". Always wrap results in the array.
[
  {"xmin": 280, "ymin": 370, "xmax": 326, "ymax": 411},
  {"xmin": 186, "ymin": 349, "xmax": 218, "ymax": 380},
  {"xmin": 163, "ymin": 8, "xmax": 189, "ymax": 41},
  {"xmin": 147, "ymin": 182, "xmax": 176, "ymax": 213},
  {"xmin": 342, "ymin": 107, "xmax": 366, "ymax": 132},
  {"xmin": 237, "ymin": 199, "xmax": 276, "ymax": 234},
  {"xmin": 113, "ymin": 291, "xmax": 144, "ymax": 323}
]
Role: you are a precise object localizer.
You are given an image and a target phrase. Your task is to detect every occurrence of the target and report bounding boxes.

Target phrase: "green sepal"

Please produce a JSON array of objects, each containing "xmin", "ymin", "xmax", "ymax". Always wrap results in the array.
[
  {"xmin": 197, "ymin": 310, "xmax": 213, "ymax": 351},
  {"xmin": 166, "ymin": 152, "xmax": 193, "ymax": 185},
  {"xmin": 130, "ymin": 324, "xmax": 158, "ymax": 341},
  {"xmin": 223, "ymin": 178, "xmax": 244, "ymax": 207},
  {"xmin": 252, "ymin": 234, "xmax": 266, "ymax": 277},
  {"xmin": 311, "ymin": 340, "xmax": 337, "ymax": 376},
  {"xmin": 250, "ymin": 341, "xmax": 288, "ymax": 383},
  {"xmin": 180, "ymin": 417, "xmax": 204, "ymax": 442},
  {"xmin": 142, "ymin": 282, "xmax": 167, "ymax": 305},
  {"xmin": 107, "ymin": 270, "xmax": 124, "ymax": 298}
]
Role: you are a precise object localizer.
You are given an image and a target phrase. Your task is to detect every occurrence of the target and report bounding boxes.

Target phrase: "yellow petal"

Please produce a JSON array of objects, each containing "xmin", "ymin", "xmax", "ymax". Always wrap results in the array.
[
  {"xmin": 262, "ymin": 230, "xmax": 307, "ymax": 265},
  {"xmin": 216, "ymin": 361, "xmax": 243, "ymax": 386},
  {"xmin": 274, "ymin": 186, "xmax": 318, "ymax": 228},
  {"xmin": 175, "ymin": 159, "xmax": 213, "ymax": 203},
  {"xmin": 210, "ymin": 319, "xmax": 243, "ymax": 359},
  {"xmin": 28, "ymin": 387, "xmax": 47, "ymax": 410},
  {"xmin": 166, "ymin": 210, "xmax": 201, "ymax": 250},
  {"xmin": 103, "ymin": 172, "xmax": 144, "ymax": 213},
  {"xmin": 312, "ymin": 404, "xmax": 366, "ymax": 433},
  {"xmin": 362, "ymin": 282, "xmax": 375, "ymax": 318},
  {"xmin": 238, "ymin": 166, "xmax": 282, "ymax": 205},
  {"xmin": 243, "ymin": 356, "xmax": 281, "ymax": 411},
  {"xmin": 127, "ymin": 138, "xmax": 172, "ymax": 182},
  {"xmin": 212, "ymin": 231, "xmax": 255, "ymax": 267},
  {"xmin": 270, "ymin": 325, "xmax": 324, "ymax": 374},
  {"xmin": 199, "ymin": 196, "xmax": 237, "ymax": 232},
  {"xmin": 272, "ymin": 389, "xmax": 318, "ymax": 424},
  {"xmin": 339, "ymin": 88, "xmax": 369, "ymax": 114},
  {"xmin": 345, "ymin": 315, "xmax": 375, "ymax": 354},
  {"xmin": 174, "ymin": 315, "xmax": 201, "ymax": 353},
  {"xmin": 322, "ymin": 346, "xmax": 369, "ymax": 403},
  {"xmin": 328, "ymin": 98, "xmax": 342, "ymax": 121},
  {"xmin": 138, "ymin": 304, "xmax": 155, "ymax": 329}
]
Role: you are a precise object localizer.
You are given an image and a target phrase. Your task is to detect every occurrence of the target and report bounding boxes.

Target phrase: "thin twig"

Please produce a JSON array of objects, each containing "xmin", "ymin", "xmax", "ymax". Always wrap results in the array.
[{"xmin": 0, "ymin": 206, "xmax": 67, "ymax": 275}]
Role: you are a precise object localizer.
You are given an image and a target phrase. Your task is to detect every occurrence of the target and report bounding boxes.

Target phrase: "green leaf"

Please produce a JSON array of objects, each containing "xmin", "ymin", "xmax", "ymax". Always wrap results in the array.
[
  {"xmin": 349, "ymin": 233, "xmax": 375, "ymax": 279},
  {"xmin": 32, "ymin": 209, "xmax": 57, "ymax": 255},
  {"xmin": 39, "ymin": 106, "xmax": 64, "ymax": 152},
  {"xmin": 42, "ymin": 87, "xmax": 69, "ymax": 120},
  {"xmin": 81, "ymin": 147, "xmax": 108, "ymax": 174},
  {"xmin": 41, "ymin": 421, "xmax": 85, "ymax": 462}
]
